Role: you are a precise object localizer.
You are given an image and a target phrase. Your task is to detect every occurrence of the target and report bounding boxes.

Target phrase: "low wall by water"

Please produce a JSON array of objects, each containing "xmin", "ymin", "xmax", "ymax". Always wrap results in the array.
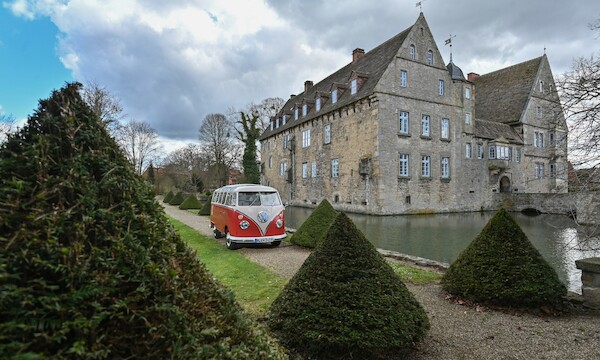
[{"xmin": 494, "ymin": 192, "xmax": 600, "ymax": 225}]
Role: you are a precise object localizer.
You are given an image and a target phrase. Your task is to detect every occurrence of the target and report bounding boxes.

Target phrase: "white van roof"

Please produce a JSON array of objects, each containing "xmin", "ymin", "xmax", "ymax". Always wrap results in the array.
[{"xmin": 215, "ymin": 184, "xmax": 279, "ymax": 193}]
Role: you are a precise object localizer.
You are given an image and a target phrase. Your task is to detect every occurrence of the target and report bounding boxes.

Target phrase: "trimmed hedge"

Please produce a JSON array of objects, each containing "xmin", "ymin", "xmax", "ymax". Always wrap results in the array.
[
  {"xmin": 179, "ymin": 194, "xmax": 202, "ymax": 210},
  {"xmin": 442, "ymin": 208, "xmax": 567, "ymax": 308},
  {"xmin": 163, "ymin": 190, "xmax": 174, "ymax": 203},
  {"xmin": 0, "ymin": 83, "xmax": 285, "ymax": 359},
  {"xmin": 169, "ymin": 191, "xmax": 185, "ymax": 206},
  {"xmin": 198, "ymin": 195, "xmax": 212, "ymax": 216},
  {"xmin": 290, "ymin": 199, "xmax": 337, "ymax": 248},
  {"xmin": 268, "ymin": 212, "xmax": 429, "ymax": 359}
]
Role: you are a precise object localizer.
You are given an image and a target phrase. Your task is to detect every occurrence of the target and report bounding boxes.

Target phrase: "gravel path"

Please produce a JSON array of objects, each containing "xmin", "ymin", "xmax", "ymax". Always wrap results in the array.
[{"xmin": 161, "ymin": 201, "xmax": 600, "ymax": 359}]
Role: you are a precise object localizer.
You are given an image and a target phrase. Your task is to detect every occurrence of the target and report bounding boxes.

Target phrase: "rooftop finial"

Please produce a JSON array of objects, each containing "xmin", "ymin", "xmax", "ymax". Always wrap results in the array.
[
  {"xmin": 415, "ymin": 1, "xmax": 425, "ymax": 12},
  {"xmin": 445, "ymin": 34, "xmax": 456, "ymax": 63}
]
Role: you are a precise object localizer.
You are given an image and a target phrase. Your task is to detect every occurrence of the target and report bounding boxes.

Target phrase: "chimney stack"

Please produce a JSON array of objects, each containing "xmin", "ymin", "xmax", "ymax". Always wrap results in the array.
[
  {"xmin": 467, "ymin": 72, "xmax": 480, "ymax": 82},
  {"xmin": 290, "ymin": 94, "xmax": 296, "ymax": 99},
  {"xmin": 304, "ymin": 80, "xmax": 313, "ymax": 93},
  {"xmin": 352, "ymin": 48, "xmax": 365, "ymax": 63}
]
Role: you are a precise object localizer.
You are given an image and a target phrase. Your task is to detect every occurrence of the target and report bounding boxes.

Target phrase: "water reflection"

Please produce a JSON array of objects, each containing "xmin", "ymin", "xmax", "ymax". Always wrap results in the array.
[{"xmin": 285, "ymin": 207, "xmax": 600, "ymax": 293}]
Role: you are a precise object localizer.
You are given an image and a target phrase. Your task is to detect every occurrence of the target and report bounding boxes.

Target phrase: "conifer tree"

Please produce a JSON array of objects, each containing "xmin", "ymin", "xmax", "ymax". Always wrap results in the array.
[{"xmin": 290, "ymin": 199, "xmax": 337, "ymax": 248}]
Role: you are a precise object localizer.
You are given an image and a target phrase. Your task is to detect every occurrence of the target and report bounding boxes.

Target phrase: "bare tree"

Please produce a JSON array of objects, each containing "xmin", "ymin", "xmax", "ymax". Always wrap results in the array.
[
  {"xmin": 162, "ymin": 144, "xmax": 208, "ymax": 192},
  {"xmin": 116, "ymin": 120, "xmax": 163, "ymax": 175},
  {"xmin": 80, "ymin": 80, "xmax": 124, "ymax": 131},
  {"xmin": 198, "ymin": 113, "xmax": 241, "ymax": 188}
]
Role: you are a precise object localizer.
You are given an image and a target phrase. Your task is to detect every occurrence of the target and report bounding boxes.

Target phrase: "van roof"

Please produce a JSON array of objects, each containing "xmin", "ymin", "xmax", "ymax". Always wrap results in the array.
[{"xmin": 215, "ymin": 184, "xmax": 278, "ymax": 193}]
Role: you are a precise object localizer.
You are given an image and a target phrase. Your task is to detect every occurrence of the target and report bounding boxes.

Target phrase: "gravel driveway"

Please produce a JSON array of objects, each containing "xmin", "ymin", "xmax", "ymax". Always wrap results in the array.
[{"xmin": 161, "ymin": 201, "xmax": 600, "ymax": 359}]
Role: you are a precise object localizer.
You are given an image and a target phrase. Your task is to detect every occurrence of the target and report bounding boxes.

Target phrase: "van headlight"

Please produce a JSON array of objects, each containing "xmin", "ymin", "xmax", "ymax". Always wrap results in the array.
[
  {"xmin": 239, "ymin": 220, "xmax": 250, "ymax": 230},
  {"xmin": 276, "ymin": 219, "xmax": 283, "ymax": 228}
]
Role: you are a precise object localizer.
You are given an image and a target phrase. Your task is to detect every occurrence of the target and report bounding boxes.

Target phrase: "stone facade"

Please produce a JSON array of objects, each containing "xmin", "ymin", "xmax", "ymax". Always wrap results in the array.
[{"xmin": 259, "ymin": 13, "xmax": 568, "ymax": 215}]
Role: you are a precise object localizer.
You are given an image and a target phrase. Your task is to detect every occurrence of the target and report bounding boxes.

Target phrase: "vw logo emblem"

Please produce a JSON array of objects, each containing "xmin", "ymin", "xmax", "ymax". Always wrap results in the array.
[{"xmin": 257, "ymin": 211, "xmax": 270, "ymax": 223}]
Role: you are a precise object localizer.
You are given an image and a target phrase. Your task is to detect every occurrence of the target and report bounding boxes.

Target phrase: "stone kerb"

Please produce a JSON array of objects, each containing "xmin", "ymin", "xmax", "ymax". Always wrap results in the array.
[{"xmin": 575, "ymin": 257, "xmax": 600, "ymax": 309}]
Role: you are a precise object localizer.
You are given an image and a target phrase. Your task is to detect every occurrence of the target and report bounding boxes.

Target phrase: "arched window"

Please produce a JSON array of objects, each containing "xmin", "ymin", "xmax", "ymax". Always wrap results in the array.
[
  {"xmin": 409, "ymin": 44, "xmax": 415, "ymax": 60},
  {"xmin": 427, "ymin": 50, "xmax": 433, "ymax": 65}
]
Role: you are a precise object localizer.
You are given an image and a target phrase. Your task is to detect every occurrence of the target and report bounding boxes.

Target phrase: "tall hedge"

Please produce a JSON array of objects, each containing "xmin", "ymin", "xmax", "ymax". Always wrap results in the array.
[
  {"xmin": 290, "ymin": 199, "xmax": 337, "ymax": 248},
  {"xmin": 0, "ymin": 83, "xmax": 284, "ymax": 359},
  {"xmin": 198, "ymin": 195, "xmax": 212, "ymax": 216},
  {"xmin": 169, "ymin": 191, "xmax": 185, "ymax": 206},
  {"xmin": 163, "ymin": 190, "xmax": 174, "ymax": 203},
  {"xmin": 179, "ymin": 194, "xmax": 202, "ymax": 210},
  {"xmin": 268, "ymin": 212, "xmax": 429, "ymax": 359},
  {"xmin": 442, "ymin": 208, "xmax": 567, "ymax": 308}
]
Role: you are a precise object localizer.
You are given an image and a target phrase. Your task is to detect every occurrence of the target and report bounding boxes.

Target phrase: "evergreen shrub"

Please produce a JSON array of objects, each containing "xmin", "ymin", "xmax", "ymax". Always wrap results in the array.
[
  {"xmin": 268, "ymin": 212, "xmax": 429, "ymax": 359},
  {"xmin": 163, "ymin": 190, "xmax": 174, "ymax": 203},
  {"xmin": 179, "ymin": 194, "xmax": 202, "ymax": 210},
  {"xmin": 0, "ymin": 83, "xmax": 284, "ymax": 359},
  {"xmin": 198, "ymin": 195, "xmax": 212, "ymax": 216},
  {"xmin": 442, "ymin": 208, "xmax": 567, "ymax": 308},
  {"xmin": 169, "ymin": 191, "xmax": 185, "ymax": 206},
  {"xmin": 290, "ymin": 199, "xmax": 337, "ymax": 248}
]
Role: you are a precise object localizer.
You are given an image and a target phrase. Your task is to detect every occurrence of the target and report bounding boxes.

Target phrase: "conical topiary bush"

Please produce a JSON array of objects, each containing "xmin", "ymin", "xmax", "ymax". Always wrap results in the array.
[
  {"xmin": 442, "ymin": 208, "xmax": 567, "ymax": 308},
  {"xmin": 268, "ymin": 212, "xmax": 429, "ymax": 359},
  {"xmin": 169, "ymin": 191, "xmax": 185, "ymax": 206},
  {"xmin": 290, "ymin": 199, "xmax": 337, "ymax": 248},
  {"xmin": 198, "ymin": 195, "xmax": 212, "ymax": 216},
  {"xmin": 163, "ymin": 190, "xmax": 174, "ymax": 203},
  {"xmin": 0, "ymin": 83, "xmax": 284, "ymax": 359},
  {"xmin": 179, "ymin": 194, "xmax": 202, "ymax": 210}
]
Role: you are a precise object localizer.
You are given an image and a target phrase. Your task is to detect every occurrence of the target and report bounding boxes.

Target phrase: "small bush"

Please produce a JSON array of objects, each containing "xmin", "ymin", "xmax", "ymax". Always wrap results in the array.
[
  {"xmin": 179, "ymin": 194, "xmax": 202, "ymax": 210},
  {"xmin": 268, "ymin": 212, "xmax": 429, "ymax": 359},
  {"xmin": 169, "ymin": 191, "xmax": 185, "ymax": 206},
  {"xmin": 198, "ymin": 195, "xmax": 212, "ymax": 216},
  {"xmin": 290, "ymin": 199, "xmax": 337, "ymax": 248},
  {"xmin": 163, "ymin": 190, "xmax": 174, "ymax": 203},
  {"xmin": 442, "ymin": 208, "xmax": 567, "ymax": 308}
]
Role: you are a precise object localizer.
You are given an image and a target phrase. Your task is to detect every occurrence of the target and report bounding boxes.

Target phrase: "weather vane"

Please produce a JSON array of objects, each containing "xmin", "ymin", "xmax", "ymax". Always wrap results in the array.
[
  {"xmin": 415, "ymin": 0, "xmax": 426, "ymax": 12},
  {"xmin": 445, "ymin": 34, "xmax": 456, "ymax": 62}
]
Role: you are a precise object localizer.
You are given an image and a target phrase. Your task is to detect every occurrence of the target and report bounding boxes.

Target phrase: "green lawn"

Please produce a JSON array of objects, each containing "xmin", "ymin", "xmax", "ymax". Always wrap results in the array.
[
  {"xmin": 169, "ymin": 217, "xmax": 441, "ymax": 315},
  {"xmin": 168, "ymin": 217, "xmax": 286, "ymax": 315}
]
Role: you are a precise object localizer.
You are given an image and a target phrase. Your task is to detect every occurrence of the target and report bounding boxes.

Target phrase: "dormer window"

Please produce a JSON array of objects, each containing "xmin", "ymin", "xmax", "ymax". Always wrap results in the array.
[
  {"xmin": 332, "ymin": 89, "xmax": 338, "ymax": 104},
  {"xmin": 427, "ymin": 50, "xmax": 433, "ymax": 65},
  {"xmin": 282, "ymin": 115, "xmax": 287, "ymax": 125},
  {"xmin": 270, "ymin": 121, "xmax": 273, "ymax": 131},
  {"xmin": 409, "ymin": 44, "xmax": 415, "ymax": 60},
  {"xmin": 316, "ymin": 97, "xmax": 321, "ymax": 112},
  {"xmin": 302, "ymin": 103, "xmax": 308, "ymax": 117},
  {"xmin": 276, "ymin": 117, "xmax": 280, "ymax": 128},
  {"xmin": 295, "ymin": 107, "xmax": 299, "ymax": 120},
  {"xmin": 351, "ymin": 79, "xmax": 357, "ymax": 95}
]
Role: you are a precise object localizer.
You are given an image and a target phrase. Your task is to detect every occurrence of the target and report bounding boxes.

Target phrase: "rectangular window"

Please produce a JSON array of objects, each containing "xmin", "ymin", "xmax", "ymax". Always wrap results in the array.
[
  {"xmin": 465, "ymin": 86, "xmax": 471, "ymax": 99},
  {"xmin": 550, "ymin": 163, "xmax": 556, "ymax": 178},
  {"xmin": 324, "ymin": 123, "xmax": 331, "ymax": 144},
  {"xmin": 294, "ymin": 108, "xmax": 299, "ymax": 120},
  {"xmin": 351, "ymin": 79, "xmax": 357, "ymax": 95},
  {"xmin": 488, "ymin": 145, "xmax": 496, "ymax": 159},
  {"xmin": 441, "ymin": 118, "xmax": 449, "ymax": 139},
  {"xmin": 421, "ymin": 115, "xmax": 430, "ymax": 137},
  {"xmin": 465, "ymin": 112, "xmax": 471, "ymax": 125},
  {"xmin": 400, "ymin": 70, "xmax": 407, "ymax": 87},
  {"xmin": 279, "ymin": 161, "xmax": 287, "ymax": 176},
  {"xmin": 270, "ymin": 122, "xmax": 273, "ymax": 131},
  {"xmin": 477, "ymin": 143, "xmax": 484, "ymax": 159},
  {"xmin": 535, "ymin": 162, "xmax": 545, "ymax": 179},
  {"xmin": 302, "ymin": 129, "xmax": 311, "ymax": 148},
  {"xmin": 282, "ymin": 115, "xmax": 287, "ymax": 125},
  {"xmin": 439, "ymin": 80, "xmax": 445, "ymax": 96},
  {"xmin": 332, "ymin": 89, "xmax": 338, "ymax": 103},
  {"xmin": 465, "ymin": 143, "xmax": 472, "ymax": 159},
  {"xmin": 331, "ymin": 159, "xmax": 339, "ymax": 178},
  {"xmin": 302, "ymin": 103, "xmax": 307, "ymax": 117},
  {"xmin": 421, "ymin": 155, "xmax": 431, "ymax": 177},
  {"xmin": 311, "ymin": 161, "xmax": 317, "ymax": 178},
  {"xmin": 409, "ymin": 45, "xmax": 415, "ymax": 60},
  {"xmin": 516, "ymin": 148, "xmax": 521, "ymax": 163},
  {"xmin": 302, "ymin": 162, "xmax": 308, "ymax": 178},
  {"xmin": 399, "ymin": 111, "xmax": 409, "ymax": 134},
  {"xmin": 441, "ymin": 157, "xmax": 450, "ymax": 178},
  {"xmin": 316, "ymin": 97, "xmax": 321, "ymax": 112},
  {"xmin": 536, "ymin": 105, "xmax": 542, "ymax": 118},
  {"xmin": 427, "ymin": 50, "xmax": 433, "ymax": 65},
  {"xmin": 399, "ymin": 154, "xmax": 409, "ymax": 177},
  {"xmin": 276, "ymin": 117, "xmax": 279, "ymax": 128},
  {"xmin": 539, "ymin": 133, "xmax": 544, "ymax": 148}
]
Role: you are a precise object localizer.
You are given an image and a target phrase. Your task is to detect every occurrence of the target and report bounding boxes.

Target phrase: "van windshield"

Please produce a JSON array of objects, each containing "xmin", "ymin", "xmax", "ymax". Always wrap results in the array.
[{"xmin": 238, "ymin": 192, "xmax": 281, "ymax": 206}]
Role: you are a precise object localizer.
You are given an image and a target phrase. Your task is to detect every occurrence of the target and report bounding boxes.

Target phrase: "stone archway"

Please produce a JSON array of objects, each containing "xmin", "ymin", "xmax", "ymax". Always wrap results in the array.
[{"xmin": 500, "ymin": 176, "xmax": 511, "ymax": 193}]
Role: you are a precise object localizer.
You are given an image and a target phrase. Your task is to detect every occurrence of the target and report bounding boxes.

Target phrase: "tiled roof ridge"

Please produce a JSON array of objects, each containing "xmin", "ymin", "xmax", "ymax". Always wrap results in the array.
[{"xmin": 478, "ymin": 56, "xmax": 543, "ymax": 79}]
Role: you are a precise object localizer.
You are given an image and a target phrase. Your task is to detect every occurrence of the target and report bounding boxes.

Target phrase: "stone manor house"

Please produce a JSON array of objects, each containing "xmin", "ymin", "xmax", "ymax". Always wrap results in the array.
[{"xmin": 259, "ymin": 13, "xmax": 568, "ymax": 214}]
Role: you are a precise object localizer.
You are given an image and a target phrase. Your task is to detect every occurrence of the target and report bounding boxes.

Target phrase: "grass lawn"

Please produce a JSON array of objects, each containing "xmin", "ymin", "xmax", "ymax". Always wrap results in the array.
[
  {"xmin": 169, "ymin": 217, "xmax": 441, "ymax": 314},
  {"xmin": 168, "ymin": 217, "xmax": 286, "ymax": 315}
]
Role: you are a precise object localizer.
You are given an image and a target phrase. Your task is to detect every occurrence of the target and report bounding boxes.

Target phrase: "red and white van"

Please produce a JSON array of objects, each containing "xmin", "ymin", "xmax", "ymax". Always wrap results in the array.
[{"xmin": 210, "ymin": 184, "xmax": 286, "ymax": 250}]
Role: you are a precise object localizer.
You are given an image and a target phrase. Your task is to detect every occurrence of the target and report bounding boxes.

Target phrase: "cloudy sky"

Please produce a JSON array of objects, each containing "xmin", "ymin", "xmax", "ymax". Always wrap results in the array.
[{"xmin": 1, "ymin": 0, "xmax": 599, "ymax": 153}]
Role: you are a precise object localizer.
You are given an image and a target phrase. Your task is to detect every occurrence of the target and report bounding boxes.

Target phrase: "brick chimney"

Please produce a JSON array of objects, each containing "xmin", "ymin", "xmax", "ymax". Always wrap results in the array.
[
  {"xmin": 290, "ymin": 94, "xmax": 295, "ymax": 99},
  {"xmin": 467, "ymin": 72, "xmax": 480, "ymax": 82},
  {"xmin": 304, "ymin": 80, "xmax": 313, "ymax": 93},
  {"xmin": 352, "ymin": 48, "xmax": 365, "ymax": 63}
]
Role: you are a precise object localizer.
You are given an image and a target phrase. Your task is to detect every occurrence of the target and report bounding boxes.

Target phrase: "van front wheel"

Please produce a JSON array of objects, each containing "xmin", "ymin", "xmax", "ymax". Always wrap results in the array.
[{"xmin": 226, "ymin": 236, "xmax": 240, "ymax": 250}]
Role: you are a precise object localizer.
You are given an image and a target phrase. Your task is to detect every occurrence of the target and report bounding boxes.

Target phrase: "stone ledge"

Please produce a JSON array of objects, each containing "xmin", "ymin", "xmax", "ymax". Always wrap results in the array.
[{"xmin": 576, "ymin": 257, "xmax": 600, "ymax": 273}]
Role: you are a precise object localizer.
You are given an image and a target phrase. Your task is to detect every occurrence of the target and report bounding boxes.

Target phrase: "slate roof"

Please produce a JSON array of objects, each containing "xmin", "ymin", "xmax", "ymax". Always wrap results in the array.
[
  {"xmin": 446, "ymin": 61, "xmax": 466, "ymax": 81},
  {"xmin": 473, "ymin": 119, "xmax": 523, "ymax": 144},
  {"xmin": 473, "ymin": 56, "xmax": 543, "ymax": 124},
  {"xmin": 259, "ymin": 24, "xmax": 413, "ymax": 140}
]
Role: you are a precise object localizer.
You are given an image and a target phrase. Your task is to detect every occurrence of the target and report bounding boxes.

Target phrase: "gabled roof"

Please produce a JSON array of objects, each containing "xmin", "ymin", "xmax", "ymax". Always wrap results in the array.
[
  {"xmin": 473, "ymin": 56, "xmax": 543, "ymax": 124},
  {"xmin": 473, "ymin": 119, "xmax": 523, "ymax": 144},
  {"xmin": 260, "ymin": 19, "xmax": 415, "ymax": 140}
]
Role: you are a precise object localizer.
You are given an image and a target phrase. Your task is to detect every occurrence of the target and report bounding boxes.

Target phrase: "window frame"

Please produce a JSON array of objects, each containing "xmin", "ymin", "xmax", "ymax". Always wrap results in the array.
[
  {"xmin": 332, "ymin": 89, "xmax": 338, "ymax": 104},
  {"xmin": 331, "ymin": 158, "xmax": 339, "ymax": 178},
  {"xmin": 409, "ymin": 44, "xmax": 415, "ymax": 60},
  {"xmin": 441, "ymin": 157, "xmax": 450, "ymax": 179},
  {"xmin": 399, "ymin": 153, "xmax": 410, "ymax": 177},
  {"xmin": 421, "ymin": 155, "xmax": 431, "ymax": 177},
  {"xmin": 324, "ymin": 123, "xmax": 331, "ymax": 144},
  {"xmin": 302, "ymin": 162, "xmax": 308, "ymax": 178},
  {"xmin": 438, "ymin": 79, "xmax": 445, "ymax": 96},
  {"xmin": 311, "ymin": 160, "xmax": 317, "ymax": 178},
  {"xmin": 302, "ymin": 128, "xmax": 311, "ymax": 148},
  {"xmin": 465, "ymin": 143, "xmax": 472, "ymax": 159},
  {"xmin": 399, "ymin": 111, "xmax": 409, "ymax": 134},
  {"xmin": 421, "ymin": 115, "xmax": 430, "ymax": 137},
  {"xmin": 477, "ymin": 143, "xmax": 484, "ymax": 159},
  {"xmin": 441, "ymin": 117, "xmax": 449, "ymax": 139},
  {"xmin": 427, "ymin": 50, "xmax": 433, "ymax": 65},
  {"xmin": 316, "ymin": 97, "xmax": 321, "ymax": 112},
  {"xmin": 400, "ymin": 70, "xmax": 407, "ymax": 88},
  {"xmin": 465, "ymin": 112, "xmax": 471, "ymax": 125},
  {"xmin": 351, "ymin": 79, "xmax": 357, "ymax": 95}
]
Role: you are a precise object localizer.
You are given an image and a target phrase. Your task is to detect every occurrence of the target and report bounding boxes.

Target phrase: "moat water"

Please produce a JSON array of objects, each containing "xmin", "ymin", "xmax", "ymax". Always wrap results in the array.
[{"xmin": 285, "ymin": 207, "xmax": 600, "ymax": 293}]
